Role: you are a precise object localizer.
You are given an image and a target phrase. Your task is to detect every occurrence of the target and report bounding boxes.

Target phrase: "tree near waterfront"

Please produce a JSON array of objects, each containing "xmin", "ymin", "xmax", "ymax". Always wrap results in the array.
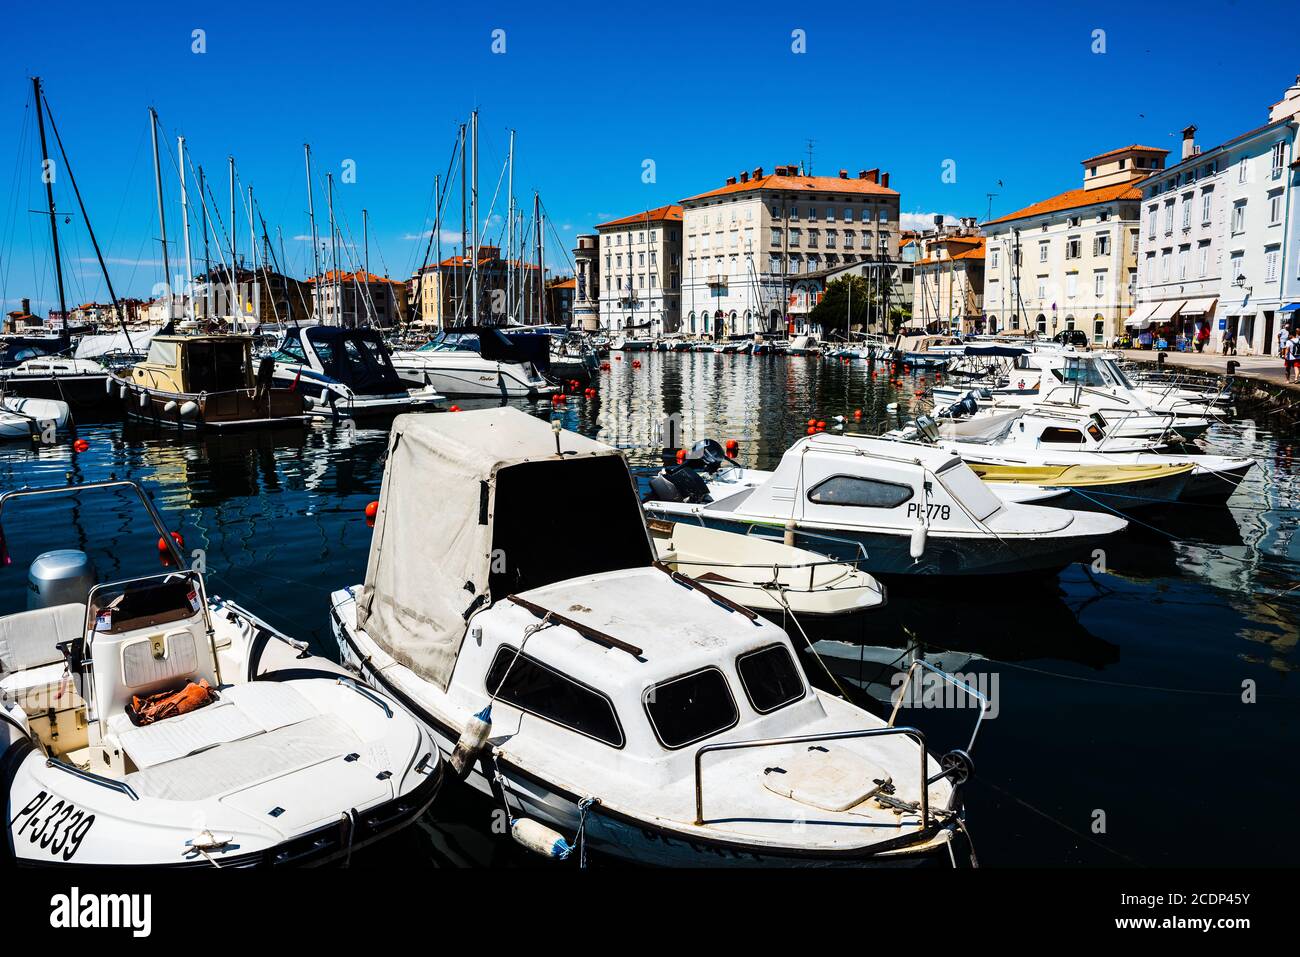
[{"xmin": 809, "ymin": 273, "xmax": 895, "ymax": 337}]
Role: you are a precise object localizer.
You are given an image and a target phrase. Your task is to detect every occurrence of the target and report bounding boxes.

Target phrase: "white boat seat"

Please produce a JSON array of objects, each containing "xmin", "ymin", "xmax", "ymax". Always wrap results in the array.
[
  {"xmin": 124, "ymin": 713, "xmax": 363, "ymax": 802},
  {"xmin": 0, "ymin": 603, "xmax": 85, "ymax": 675},
  {"xmin": 108, "ymin": 682, "xmax": 322, "ymax": 770},
  {"xmin": 0, "ymin": 661, "xmax": 82, "ymax": 713},
  {"xmin": 762, "ymin": 743, "xmax": 895, "ymax": 813}
]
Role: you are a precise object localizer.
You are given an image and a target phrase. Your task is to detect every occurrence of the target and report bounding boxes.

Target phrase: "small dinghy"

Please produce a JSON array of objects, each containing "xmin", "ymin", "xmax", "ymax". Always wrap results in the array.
[
  {"xmin": 0, "ymin": 395, "xmax": 72, "ymax": 440},
  {"xmin": 332, "ymin": 408, "xmax": 984, "ymax": 866},
  {"xmin": 648, "ymin": 518, "xmax": 884, "ymax": 617},
  {"xmin": 1, "ymin": 481, "xmax": 443, "ymax": 867}
]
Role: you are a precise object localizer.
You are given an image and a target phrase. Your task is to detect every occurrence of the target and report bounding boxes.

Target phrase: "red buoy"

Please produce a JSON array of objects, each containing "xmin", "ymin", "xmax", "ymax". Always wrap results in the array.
[
  {"xmin": 365, "ymin": 501, "xmax": 379, "ymax": 520},
  {"xmin": 449, "ymin": 404, "xmax": 461, "ymax": 412},
  {"xmin": 724, "ymin": 439, "xmax": 739, "ymax": 456},
  {"xmin": 853, "ymin": 409, "xmax": 863, "ymax": 419},
  {"xmin": 807, "ymin": 418, "xmax": 816, "ymax": 427},
  {"xmin": 806, "ymin": 426, "xmax": 816, "ymax": 435},
  {"xmin": 675, "ymin": 448, "xmax": 686, "ymax": 464},
  {"xmin": 157, "ymin": 531, "xmax": 184, "ymax": 552},
  {"xmin": 73, "ymin": 438, "xmax": 89, "ymax": 453},
  {"xmin": 817, "ymin": 420, "xmax": 826, "ymax": 429}
]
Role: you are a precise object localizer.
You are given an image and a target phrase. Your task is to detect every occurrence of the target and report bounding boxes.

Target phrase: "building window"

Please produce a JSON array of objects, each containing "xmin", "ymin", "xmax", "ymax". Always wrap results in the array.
[
  {"xmin": 1163, "ymin": 201, "xmax": 1174, "ymax": 235},
  {"xmin": 1238, "ymin": 157, "xmax": 1248, "ymax": 184},
  {"xmin": 1201, "ymin": 189, "xmax": 1213, "ymax": 225},
  {"xmin": 1197, "ymin": 241, "xmax": 1210, "ymax": 276},
  {"xmin": 1094, "ymin": 273, "xmax": 1106, "ymax": 299},
  {"xmin": 1230, "ymin": 251, "xmax": 1243, "ymax": 282},
  {"xmin": 1094, "ymin": 233, "xmax": 1110, "ymax": 256},
  {"xmin": 1265, "ymin": 246, "xmax": 1280, "ymax": 283},
  {"xmin": 989, "ymin": 247, "xmax": 999, "ymax": 269},
  {"xmin": 1147, "ymin": 204, "xmax": 1158, "ymax": 239},
  {"xmin": 1231, "ymin": 200, "xmax": 1246, "ymax": 234},
  {"xmin": 1181, "ymin": 195, "xmax": 1192, "ymax": 230},
  {"xmin": 1066, "ymin": 238, "xmax": 1081, "ymax": 259},
  {"xmin": 1066, "ymin": 273, "xmax": 1078, "ymax": 298},
  {"xmin": 1270, "ymin": 142, "xmax": 1285, "ymax": 178},
  {"xmin": 1269, "ymin": 189, "xmax": 1283, "ymax": 225},
  {"xmin": 1178, "ymin": 245, "xmax": 1189, "ymax": 280},
  {"xmin": 1039, "ymin": 241, "xmax": 1049, "ymax": 263}
]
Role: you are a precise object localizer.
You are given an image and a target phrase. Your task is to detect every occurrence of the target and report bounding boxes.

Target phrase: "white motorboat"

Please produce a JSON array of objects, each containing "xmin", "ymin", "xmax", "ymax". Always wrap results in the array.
[
  {"xmin": 785, "ymin": 334, "xmax": 822, "ymax": 357},
  {"xmin": 610, "ymin": 336, "xmax": 653, "ymax": 352},
  {"xmin": 642, "ymin": 433, "xmax": 1127, "ymax": 577},
  {"xmin": 332, "ymin": 408, "xmax": 983, "ymax": 866},
  {"xmin": 0, "ymin": 356, "xmax": 113, "ymax": 414},
  {"xmin": 907, "ymin": 407, "xmax": 1254, "ymax": 504},
  {"xmin": 0, "ymin": 395, "xmax": 72, "ymax": 440},
  {"xmin": 933, "ymin": 347, "xmax": 1226, "ymax": 432},
  {"xmin": 390, "ymin": 328, "xmax": 555, "ymax": 399},
  {"xmin": 1, "ymin": 481, "xmax": 443, "ymax": 868},
  {"xmin": 270, "ymin": 326, "xmax": 444, "ymax": 416},
  {"xmin": 648, "ymin": 518, "xmax": 885, "ymax": 617}
]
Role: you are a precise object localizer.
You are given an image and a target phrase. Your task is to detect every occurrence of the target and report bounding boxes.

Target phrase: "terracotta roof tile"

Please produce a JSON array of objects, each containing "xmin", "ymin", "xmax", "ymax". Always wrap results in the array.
[
  {"xmin": 683, "ymin": 173, "xmax": 897, "ymax": 203},
  {"xmin": 983, "ymin": 181, "xmax": 1145, "ymax": 226},
  {"xmin": 595, "ymin": 204, "xmax": 683, "ymax": 229},
  {"xmin": 309, "ymin": 269, "xmax": 403, "ymax": 286},
  {"xmin": 1081, "ymin": 144, "xmax": 1169, "ymax": 164}
]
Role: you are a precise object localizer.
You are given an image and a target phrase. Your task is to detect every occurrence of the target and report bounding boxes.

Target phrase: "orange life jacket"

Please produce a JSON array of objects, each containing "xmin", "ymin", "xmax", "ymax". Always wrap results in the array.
[{"xmin": 130, "ymin": 679, "xmax": 215, "ymax": 725}]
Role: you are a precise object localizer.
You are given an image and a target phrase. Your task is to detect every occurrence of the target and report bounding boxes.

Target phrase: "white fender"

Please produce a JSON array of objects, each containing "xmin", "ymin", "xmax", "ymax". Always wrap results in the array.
[
  {"xmin": 510, "ymin": 817, "xmax": 572, "ymax": 860},
  {"xmin": 909, "ymin": 524, "xmax": 928, "ymax": 560},
  {"xmin": 179, "ymin": 401, "xmax": 199, "ymax": 418},
  {"xmin": 163, "ymin": 400, "xmax": 178, "ymax": 413}
]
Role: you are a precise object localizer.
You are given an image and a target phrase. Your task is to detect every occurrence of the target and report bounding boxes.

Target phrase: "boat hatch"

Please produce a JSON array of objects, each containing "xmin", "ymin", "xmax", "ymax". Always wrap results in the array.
[{"xmin": 761, "ymin": 743, "xmax": 894, "ymax": 812}]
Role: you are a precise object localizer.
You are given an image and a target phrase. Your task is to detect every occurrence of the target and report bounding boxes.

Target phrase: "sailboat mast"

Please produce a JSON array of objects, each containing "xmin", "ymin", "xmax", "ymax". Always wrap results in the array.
[
  {"xmin": 459, "ymin": 123, "xmax": 466, "ymax": 327},
  {"xmin": 534, "ymin": 192, "xmax": 543, "ymax": 325},
  {"xmin": 363, "ymin": 208, "xmax": 369, "ymax": 278},
  {"xmin": 32, "ymin": 77, "xmax": 68, "ymax": 335},
  {"xmin": 228, "ymin": 156, "xmax": 238, "ymax": 320},
  {"xmin": 470, "ymin": 109, "xmax": 479, "ymax": 325},
  {"xmin": 506, "ymin": 128, "xmax": 514, "ymax": 324},
  {"xmin": 178, "ymin": 136, "xmax": 194, "ymax": 320},
  {"xmin": 327, "ymin": 172, "xmax": 341, "ymax": 326},
  {"xmin": 434, "ymin": 173, "xmax": 441, "ymax": 329},
  {"xmin": 198, "ymin": 165, "xmax": 210, "ymax": 318},
  {"xmin": 304, "ymin": 145, "xmax": 322, "ymax": 321},
  {"xmin": 148, "ymin": 107, "xmax": 171, "ymax": 315}
]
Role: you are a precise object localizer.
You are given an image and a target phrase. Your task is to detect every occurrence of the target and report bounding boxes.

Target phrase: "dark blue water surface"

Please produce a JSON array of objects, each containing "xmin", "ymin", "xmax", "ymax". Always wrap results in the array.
[{"xmin": 1, "ymin": 352, "xmax": 1296, "ymax": 867}]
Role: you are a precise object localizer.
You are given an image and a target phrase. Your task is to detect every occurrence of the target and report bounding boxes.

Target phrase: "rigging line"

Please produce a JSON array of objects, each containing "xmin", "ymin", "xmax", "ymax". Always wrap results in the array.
[
  {"xmin": 972, "ymin": 775, "xmax": 1141, "ymax": 865},
  {"xmin": 0, "ymin": 98, "xmax": 33, "ymax": 307},
  {"xmin": 990, "ymin": 656, "xmax": 1283, "ymax": 699}
]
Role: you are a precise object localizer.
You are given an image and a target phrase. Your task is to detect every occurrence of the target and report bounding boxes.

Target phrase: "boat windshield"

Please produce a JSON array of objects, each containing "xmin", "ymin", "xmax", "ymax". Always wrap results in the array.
[
  {"xmin": 419, "ymin": 332, "xmax": 480, "ymax": 353},
  {"xmin": 1056, "ymin": 357, "xmax": 1110, "ymax": 388},
  {"xmin": 934, "ymin": 459, "xmax": 1002, "ymax": 522},
  {"xmin": 1099, "ymin": 358, "xmax": 1135, "ymax": 389},
  {"xmin": 184, "ymin": 340, "xmax": 250, "ymax": 392}
]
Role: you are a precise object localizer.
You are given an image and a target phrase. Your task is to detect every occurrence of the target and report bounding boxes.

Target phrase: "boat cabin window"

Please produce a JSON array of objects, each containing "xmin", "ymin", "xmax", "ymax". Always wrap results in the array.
[
  {"xmin": 146, "ymin": 340, "xmax": 179, "ymax": 367},
  {"xmin": 1087, "ymin": 422, "xmax": 1105, "ymax": 441},
  {"xmin": 643, "ymin": 667, "xmax": 738, "ymax": 749},
  {"xmin": 489, "ymin": 456, "xmax": 654, "ymax": 595},
  {"xmin": 736, "ymin": 644, "xmax": 805, "ymax": 714},
  {"xmin": 1040, "ymin": 427, "xmax": 1085, "ymax": 444},
  {"xmin": 184, "ymin": 340, "xmax": 250, "ymax": 392},
  {"xmin": 807, "ymin": 475, "xmax": 914, "ymax": 509},
  {"xmin": 271, "ymin": 334, "xmax": 307, "ymax": 364},
  {"xmin": 484, "ymin": 646, "xmax": 624, "ymax": 748},
  {"xmin": 1055, "ymin": 359, "xmax": 1107, "ymax": 388}
]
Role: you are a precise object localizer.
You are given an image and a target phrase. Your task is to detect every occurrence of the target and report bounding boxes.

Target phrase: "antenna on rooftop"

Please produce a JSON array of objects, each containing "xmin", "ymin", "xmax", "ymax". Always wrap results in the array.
[
  {"xmin": 985, "ymin": 192, "xmax": 998, "ymax": 222},
  {"xmin": 805, "ymin": 139, "xmax": 815, "ymax": 176}
]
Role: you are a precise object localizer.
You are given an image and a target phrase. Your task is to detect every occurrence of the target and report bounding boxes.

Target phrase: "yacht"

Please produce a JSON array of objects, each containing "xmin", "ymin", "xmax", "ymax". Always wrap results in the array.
[
  {"xmin": 642, "ymin": 433, "xmax": 1127, "ymax": 577},
  {"xmin": 0, "ymin": 395, "xmax": 73, "ymax": 440},
  {"xmin": 390, "ymin": 328, "xmax": 555, "ymax": 399},
  {"xmin": 785, "ymin": 334, "xmax": 822, "ymax": 357},
  {"xmin": 332, "ymin": 408, "xmax": 983, "ymax": 866},
  {"xmin": 0, "ymin": 481, "xmax": 443, "ymax": 867},
  {"xmin": 113, "ymin": 334, "xmax": 308, "ymax": 430},
  {"xmin": 269, "ymin": 326, "xmax": 443, "ymax": 417},
  {"xmin": 610, "ymin": 336, "xmax": 653, "ymax": 352},
  {"xmin": 0, "ymin": 337, "xmax": 114, "ymax": 414}
]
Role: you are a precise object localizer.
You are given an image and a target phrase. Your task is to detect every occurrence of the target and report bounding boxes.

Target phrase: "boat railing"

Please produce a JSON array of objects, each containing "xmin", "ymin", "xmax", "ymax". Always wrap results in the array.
[
  {"xmin": 662, "ymin": 555, "xmax": 877, "ymax": 594},
  {"xmin": 45, "ymin": 756, "xmax": 139, "ymax": 801},
  {"xmin": 692, "ymin": 726, "xmax": 931, "ymax": 827},
  {"xmin": 888, "ymin": 658, "xmax": 989, "ymax": 754}
]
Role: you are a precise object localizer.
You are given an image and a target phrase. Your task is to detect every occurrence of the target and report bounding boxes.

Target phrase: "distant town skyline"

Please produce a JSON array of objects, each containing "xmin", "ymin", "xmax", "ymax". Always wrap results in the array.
[{"xmin": 1, "ymin": 0, "xmax": 1294, "ymax": 313}]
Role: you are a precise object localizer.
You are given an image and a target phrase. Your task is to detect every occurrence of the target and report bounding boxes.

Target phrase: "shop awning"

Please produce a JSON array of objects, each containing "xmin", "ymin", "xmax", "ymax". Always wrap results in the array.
[
  {"xmin": 1149, "ymin": 300, "xmax": 1184, "ymax": 322},
  {"xmin": 1124, "ymin": 303, "xmax": 1158, "ymax": 329},
  {"xmin": 1281, "ymin": 302, "xmax": 1300, "ymax": 313},
  {"xmin": 1179, "ymin": 296, "xmax": 1218, "ymax": 316}
]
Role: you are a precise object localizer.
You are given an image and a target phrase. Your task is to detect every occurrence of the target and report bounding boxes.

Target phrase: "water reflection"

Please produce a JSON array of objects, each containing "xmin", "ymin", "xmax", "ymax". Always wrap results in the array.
[{"xmin": 0, "ymin": 353, "xmax": 1296, "ymax": 866}]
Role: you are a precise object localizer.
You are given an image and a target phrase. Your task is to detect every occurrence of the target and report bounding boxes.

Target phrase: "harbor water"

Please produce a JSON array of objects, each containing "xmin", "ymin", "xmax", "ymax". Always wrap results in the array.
[{"xmin": 1, "ymin": 352, "xmax": 1296, "ymax": 867}]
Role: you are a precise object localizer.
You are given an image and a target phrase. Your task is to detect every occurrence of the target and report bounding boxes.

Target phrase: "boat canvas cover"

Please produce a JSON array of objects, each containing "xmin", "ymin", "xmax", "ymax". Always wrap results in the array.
[
  {"xmin": 963, "ymin": 345, "xmax": 1027, "ymax": 357},
  {"xmin": 356, "ymin": 407, "xmax": 618, "ymax": 690}
]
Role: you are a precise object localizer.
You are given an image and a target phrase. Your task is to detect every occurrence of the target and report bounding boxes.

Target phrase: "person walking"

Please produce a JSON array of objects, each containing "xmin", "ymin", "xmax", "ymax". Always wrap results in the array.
[{"xmin": 1289, "ymin": 334, "xmax": 1300, "ymax": 384}]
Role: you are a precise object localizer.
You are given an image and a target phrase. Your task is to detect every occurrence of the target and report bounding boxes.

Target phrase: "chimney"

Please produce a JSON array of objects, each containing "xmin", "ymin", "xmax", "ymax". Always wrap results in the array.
[
  {"xmin": 726, "ymin": 176, "xmax": 737, "ymax": 186},
  {"xmin": 739, "ymin": 170, "xmax": 749, "ymax": 183},
  {"xmin": 21, "ymin": 297, "xmax": 30, "ymax": 315},
  {"xmin": 839, "ymin": 169, "xmax": 849, "ymax": 179},
  {"xmin": 857, "ymin": 169, "xmax": 868, "ymax": 179},
  {"xmin": 753, "ymin": 166, "xmax": 763, "ymax": 179},
  {"xmin": 861, "ymin": 168, "xmax": 879, "ymax": 184},
  {"xmin": 1181, "ymin": 125, "xmax": 1198, "ymax": 161},
  {"xmin": 881, "ymin": 172, "xmax": 890, "ymax": 189}
]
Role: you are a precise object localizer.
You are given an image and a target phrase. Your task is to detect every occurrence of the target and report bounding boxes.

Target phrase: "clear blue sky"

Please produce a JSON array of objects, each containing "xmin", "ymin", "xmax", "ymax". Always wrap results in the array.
[{"xmin": 2, "ymin": 0, "xmax": 1295, "ymax": 313}]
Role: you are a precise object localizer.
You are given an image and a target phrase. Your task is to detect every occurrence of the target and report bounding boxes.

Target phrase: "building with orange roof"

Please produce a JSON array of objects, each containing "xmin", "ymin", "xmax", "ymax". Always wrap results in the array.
[
  {"xmin": 595, "ymin": 205, "xmax": 682, "ymax": 335},
  {"xmin": 982, "ymin": 145, "xmax": 1166, "ymax": 344},
  {"xmin": 679, "ymin": 164, "xmax": 901, "ymax": 338},
  {"xmin": 911, "ymin": 222, "xmax": 986, "ymax": 333},
  {"xmin": 408, "ymin": 245, "xmax": 544, "ymax": 327},
  {"xmin": 309, "ymin": 268, "xmax": 408, "ymax": 327}
]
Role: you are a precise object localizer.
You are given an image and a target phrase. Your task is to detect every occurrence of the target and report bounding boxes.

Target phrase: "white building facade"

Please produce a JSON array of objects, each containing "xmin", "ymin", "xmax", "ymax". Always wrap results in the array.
[
  {"xmin": 679, "ymin": 166, "xmax": 900, "ymax": 338},
  {"xmin": 595, "ymin": 206, "xmax": 682, "ymax": 336},
  {"xmin": 1134, "ymin": 77, "xmax": 1299, "ymax": 354}
]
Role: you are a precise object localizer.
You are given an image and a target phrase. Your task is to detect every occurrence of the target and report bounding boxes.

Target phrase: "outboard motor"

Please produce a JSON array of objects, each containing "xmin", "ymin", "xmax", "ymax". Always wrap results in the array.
[
  {"xmin": 683, "ymin": 439, "xmax": 730, "ymax": 474},
  {"xmin": 648, "ymin": 465, "xmax": 712, "ymax": 504},
  {"xmin": 27, "ymin": 549, "xmax": 96, "ymax": 610}
]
